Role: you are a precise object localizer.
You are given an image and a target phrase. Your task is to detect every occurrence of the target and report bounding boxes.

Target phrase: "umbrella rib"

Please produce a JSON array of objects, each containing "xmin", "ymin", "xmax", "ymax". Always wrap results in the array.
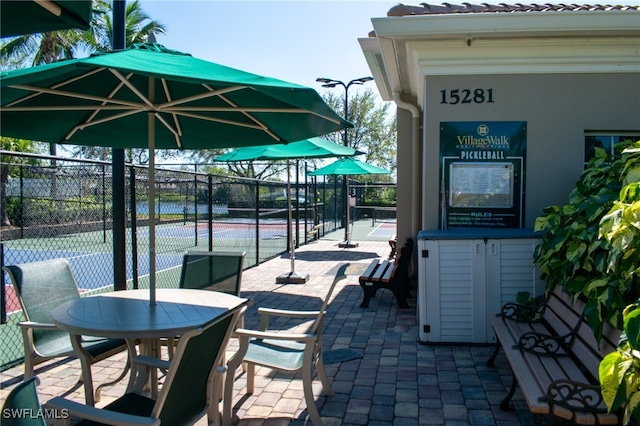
[
  {"xmin": 8, "ymin": 84, "xmax": 145, "ymax": 108},
  {"xmin": 76, "ymin": 73, "xmax": 134, "ymax": 136},
  {"xmin": 154, "ymin": 112, "xmax": 182, "ymax": 147},
  {"xmin": 160, "ymin": 78, "xmax": 183, "ymax": 146},
  {"xmin": 66, "ymin": 109, "xmax": 142, "ymax": 140},
  {"xmin": 201, "ymin": 83, "xmax": 274, "ymax": 135},
  {"xmin": 110, "ymin": 69, "xmax": 153, "ymax": 108},
  {"xmin": 163, "ymin": 106, "xmax": 316, "ymax": 113},
  {"xmin": 159, "ymin": 85, "xmax": 248, "ymax": 108},
  {"xmin": 4, "ymin": 68, "xmax": 106, "ymax": 107},
  {"xmin": 172, "ymin": 111, "xmax": 281, "ymax": 141}
]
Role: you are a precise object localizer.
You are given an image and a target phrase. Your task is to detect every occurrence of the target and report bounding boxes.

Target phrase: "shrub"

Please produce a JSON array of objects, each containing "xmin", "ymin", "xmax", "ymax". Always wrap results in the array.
[{"xmin": 534, "ymin": 140, "xmax": 640, "ymax": 340}]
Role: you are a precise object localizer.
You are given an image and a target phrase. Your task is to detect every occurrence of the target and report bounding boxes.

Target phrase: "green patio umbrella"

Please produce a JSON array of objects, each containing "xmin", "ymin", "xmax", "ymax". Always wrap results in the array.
[
  {"xmin": 1, "ymin": 0, "xmax": 93, "ymax": 38},
  {"xmin": 308, "ymin": 157, "xmax": 390, "ymax": 248},
  {"xmin": 0, "ymin": 42, "xmax": 351, "ymax": 304},
  {"xmin": 215, "ymin": 138, "xmax": 359, "ymax": 283}
]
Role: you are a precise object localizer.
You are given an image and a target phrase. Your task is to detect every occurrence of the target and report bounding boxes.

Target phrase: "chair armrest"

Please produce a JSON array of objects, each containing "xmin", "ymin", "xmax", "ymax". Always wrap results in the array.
[
  {"xmin": 17, "ymin": 321, "xmax": 58, "ymax": 331},
  {"xmin": 257, "ymin": 308, "xmax": 323, "ymax": 331},
  {"xmin": 47, "ymin": 397, "xmax": 161, "ymax": 426},
  {"xmin": 233, "ymin": 328, "xmax": 317, "ymax": 343},
  {"xmin": 132, "ymin": 355, "xmax": 171, "ymax": 371},
  {"xmin": 257, "ymin": 307, "xmax": 321, "ymax": 319}
]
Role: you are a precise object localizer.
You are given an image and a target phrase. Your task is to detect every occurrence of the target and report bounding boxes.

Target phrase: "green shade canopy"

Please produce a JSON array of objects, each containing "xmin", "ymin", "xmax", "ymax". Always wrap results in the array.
[
  {"xmin": 0, "ymin": 42, "xmax": 351, "ymax": 302},
  {"xmin": 215, "ymin": 138, "xmax": 359, "ymax": 283},
  {"xmin": 308, "ymin": 157, "xmax": 390, "ymax": 247},
  {"xmin": 1, "ymin": 0, "xmax": 93, "ymax": 38},
  {"xmin": 308, "ymin": 157, "xmax": 390, "ymax": 176},
  {"xmin": 0, "ymin": 43, "xmax": 351, "ymax": 148},
  {"xmin": 214, "ymin": 137, "xmax": 358, "ymax": 162}
]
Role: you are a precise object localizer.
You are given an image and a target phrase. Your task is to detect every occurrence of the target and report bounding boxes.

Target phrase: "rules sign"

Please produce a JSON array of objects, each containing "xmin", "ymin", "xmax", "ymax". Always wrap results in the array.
[{"xmin": 440, "ymin": 121, "xmax": 527, "ymax": 229}]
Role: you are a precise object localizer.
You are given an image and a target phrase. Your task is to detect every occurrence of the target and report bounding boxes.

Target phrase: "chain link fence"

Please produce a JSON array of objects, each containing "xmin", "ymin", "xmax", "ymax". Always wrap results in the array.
[
  {"xmin": 0, "ymin": 151, "xmax": 396, "ymax": 370},
  {"xmin": 1, "ymin": 152, "xmax": 347, "ymax": 369}
]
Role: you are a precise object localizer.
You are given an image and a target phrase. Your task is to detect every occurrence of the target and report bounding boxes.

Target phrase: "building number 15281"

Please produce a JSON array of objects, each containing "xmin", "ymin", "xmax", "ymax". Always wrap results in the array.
[{"xmin": 440, "ymin": 89, "xmax": 494, "ymax": 104}]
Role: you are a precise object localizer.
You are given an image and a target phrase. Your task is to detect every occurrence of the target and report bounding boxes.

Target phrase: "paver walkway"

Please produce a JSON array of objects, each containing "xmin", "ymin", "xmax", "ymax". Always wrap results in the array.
[{"xmin": 1, "ymin": 236, "xmax": 567, "ymax": 425}]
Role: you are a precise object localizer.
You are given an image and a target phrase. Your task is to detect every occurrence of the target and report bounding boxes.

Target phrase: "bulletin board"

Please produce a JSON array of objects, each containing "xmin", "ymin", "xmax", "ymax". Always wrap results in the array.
[{"xmin": 440, "ymin": 121, "xmax": 526, "ymax": 229}]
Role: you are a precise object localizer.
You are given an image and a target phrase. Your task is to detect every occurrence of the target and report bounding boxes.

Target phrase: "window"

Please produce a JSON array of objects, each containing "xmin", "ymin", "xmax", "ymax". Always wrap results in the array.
[{"xmin": 585, "ymin": 133, "xmax": 640, "ymax": 166}]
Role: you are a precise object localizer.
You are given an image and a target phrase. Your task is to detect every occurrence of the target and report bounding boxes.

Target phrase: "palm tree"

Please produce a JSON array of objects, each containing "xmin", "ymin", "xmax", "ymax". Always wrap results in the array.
[
  {"xmin": 91, "ymin": 0, "xmax": 166, "ymax": 50},
  {"xmin": 1, "ymin": 0, "xmax": 166, "ymax": 160}
]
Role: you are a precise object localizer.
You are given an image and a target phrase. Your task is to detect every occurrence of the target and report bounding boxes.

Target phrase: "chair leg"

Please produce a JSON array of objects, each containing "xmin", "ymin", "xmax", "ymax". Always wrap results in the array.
[
  {"xmin": 70, "ymin": 334, "xmax": 95, "ymax": 406},
  {"xmin": 315, "ymin": 350, "xmax": 333, "ymax": 396},
  {"xmin": 208, "ymin": 365, "xmax": 225, "ymax": 426},
  {"xmin": 21, "ymin": 328, "xmax": 36, "ymax": 380},
  {"xmin": 223, "ymin": 338, "xmax": 250, "ymax": 426},
  {"xmin": 95, "ymin": 339, "xmax": 136, "ymax": 402},
  {"xmin": 246, "ymin": 363, "xmax": 255, "ymax": 394},
  {"xmin": 303, "ymin": 359, "xmax": 322, "ymax": 426},
  {"xmin": 23, "ymin": 355, "xmax": 35, "ymax": 380}
]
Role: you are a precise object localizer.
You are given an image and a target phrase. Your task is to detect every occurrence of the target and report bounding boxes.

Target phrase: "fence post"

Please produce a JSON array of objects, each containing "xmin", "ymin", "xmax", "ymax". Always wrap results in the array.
[
  {"xmin": 208, "ymin": 175, "xmax": 213, "ymax": 252},
  {"xmin": 255, "ymin": 180, "xmax": 260, "ymax": 265},
  {"xmin": 1, "ymin": 242, "xmax": 5, "ymax": 324},
  {"xmin": 193, "ymin": 174, "xmax": 197, "ymax": 246},
  {"xmin": 130, "ymin": 167, "xmax": 139, "ymax": 289}
]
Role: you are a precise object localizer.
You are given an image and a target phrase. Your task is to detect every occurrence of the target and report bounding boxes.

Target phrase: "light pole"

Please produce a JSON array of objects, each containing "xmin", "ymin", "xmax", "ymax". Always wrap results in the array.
[{"xmin": 316, "ymin": 77, "xmax": 373, "ymax": 246}]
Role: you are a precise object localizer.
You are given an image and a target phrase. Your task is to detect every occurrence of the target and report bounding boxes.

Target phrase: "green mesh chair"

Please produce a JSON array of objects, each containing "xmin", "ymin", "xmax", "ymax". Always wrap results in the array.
[
  {"xmin": 1, "ymin": 377, "xmax": 46, "ymax": 426},
  {"xmin": 48, "ymin": 303, "xmax": 248, "ymax": 426},
  {"xmin": 223, "ymin": 263, "xmax": 350, "ymax": 426},
  {"xmin": 3, "ymin": 259, "xmax": 131, "ymax": 406},
  {"xmin": 178, "ymin": 251, "xmax": 245, "ymax": 295}
]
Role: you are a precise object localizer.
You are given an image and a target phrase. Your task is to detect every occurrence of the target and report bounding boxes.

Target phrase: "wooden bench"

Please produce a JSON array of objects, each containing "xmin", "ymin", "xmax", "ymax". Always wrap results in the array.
[
  {"xmin": 307, "ymin": 224, "xmax": 322, "ymax": 241},
  {"xmin": 358, "ymin": 238, "xmax": 413, "ymax": 309},
  {"xmin": 487, "ymin": 285, "xmax": 621, "ymax": 425}
]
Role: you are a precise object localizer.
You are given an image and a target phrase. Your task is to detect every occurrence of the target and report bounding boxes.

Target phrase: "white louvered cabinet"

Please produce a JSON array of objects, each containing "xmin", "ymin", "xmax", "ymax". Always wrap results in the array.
[{"xmin": 417, "ymin": 229, "xmax": 545, "ymax": 344}]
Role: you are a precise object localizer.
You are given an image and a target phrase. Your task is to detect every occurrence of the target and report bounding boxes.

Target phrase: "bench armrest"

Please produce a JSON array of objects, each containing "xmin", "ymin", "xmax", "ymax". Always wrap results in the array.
[
  {"xmin": 498, "ymin": 300, "xmax": 545, "ymax": 323},
  {"xmin": 515, "ymin": 330, "xmax": 573, "ymax": 356},
  {"xmin": 541, "ymin": 379, "xmax": 607, "ymax": 414}
]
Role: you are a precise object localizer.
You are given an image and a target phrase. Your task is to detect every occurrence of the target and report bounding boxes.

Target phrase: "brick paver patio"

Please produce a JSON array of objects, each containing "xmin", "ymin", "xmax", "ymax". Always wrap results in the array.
[{"xmin": 1, "ymin": 232, "xmax": 562, "ymax": 425}]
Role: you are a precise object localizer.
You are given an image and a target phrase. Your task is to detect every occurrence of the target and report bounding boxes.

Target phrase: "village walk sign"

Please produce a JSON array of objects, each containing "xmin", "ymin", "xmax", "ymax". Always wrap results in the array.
[{"xmin": 440, "ymin": 121, "xmax": 527, "ymax": 229}]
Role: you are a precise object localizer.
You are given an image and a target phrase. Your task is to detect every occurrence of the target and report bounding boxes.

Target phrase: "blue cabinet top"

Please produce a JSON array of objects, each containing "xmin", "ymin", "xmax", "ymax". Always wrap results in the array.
[{"xmin": 417, "ymin": 228, "xmax": 542, "ymax": 240}]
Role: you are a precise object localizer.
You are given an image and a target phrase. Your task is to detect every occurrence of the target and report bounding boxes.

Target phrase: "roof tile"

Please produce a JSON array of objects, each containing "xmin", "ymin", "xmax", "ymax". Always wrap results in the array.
[{"xmin": 387, "ymin": 2, "xmax": 640, "ymax": 15}]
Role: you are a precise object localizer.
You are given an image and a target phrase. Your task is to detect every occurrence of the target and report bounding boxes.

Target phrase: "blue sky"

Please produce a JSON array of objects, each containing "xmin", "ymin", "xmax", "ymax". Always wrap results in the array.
[{"xmin": 139, "ymin": 1, "xmax": 396, "ymax": 99}]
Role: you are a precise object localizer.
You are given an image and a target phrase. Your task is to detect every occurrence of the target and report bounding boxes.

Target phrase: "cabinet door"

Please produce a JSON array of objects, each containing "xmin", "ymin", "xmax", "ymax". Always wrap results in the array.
[
  {"xmin": 485, "ymin": 238, "xmax": 544, "ymax": 342},
  {"xmin": 422, "ymin": 239, "xmax": 486, "ymax": 343}
]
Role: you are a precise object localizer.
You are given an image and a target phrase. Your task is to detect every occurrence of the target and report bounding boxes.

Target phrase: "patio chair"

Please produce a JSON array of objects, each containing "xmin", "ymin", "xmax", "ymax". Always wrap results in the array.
[
  {"xmin": 1, "ymin": 377, "xmax": 46, "ymax": 426},
  {"xmin": 166, "ymin": 251, "xmax": 246, "ymax": 358},
  {"xmin": 3, "ymin": 259, "xmax": 131, "ymax": 406},
  {"xmin": 47, "ymin": 303, "xmax": 248, "ymax": 426},
  {"xmin": 223, "ymin": 263, "xmax": 350, "ymax": 426},
  {"xmin": 178, "ymin": 251, "xmax": 245, "ymax": 295}
]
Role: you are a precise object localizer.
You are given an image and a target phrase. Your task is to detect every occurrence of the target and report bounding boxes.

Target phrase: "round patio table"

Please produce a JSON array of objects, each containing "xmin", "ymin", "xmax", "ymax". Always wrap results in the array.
[{"xmin": 51, "ymin": 288, "xmax": 248, "ymax": 400}]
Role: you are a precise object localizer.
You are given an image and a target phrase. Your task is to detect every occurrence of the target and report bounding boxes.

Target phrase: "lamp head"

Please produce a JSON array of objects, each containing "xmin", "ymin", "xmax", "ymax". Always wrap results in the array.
[{"xmin": 352, "ymin": 76, "xmax": 374, "ymax": 85}]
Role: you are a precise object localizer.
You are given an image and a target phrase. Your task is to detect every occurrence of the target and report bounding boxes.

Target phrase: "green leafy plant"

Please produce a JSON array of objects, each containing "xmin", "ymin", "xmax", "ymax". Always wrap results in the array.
[
  {"xmin": 534, "ymin": 140, "xmax": 640, "ymax": 340},
  {"xmin": 598, "ymin": 145, "xmax": 640, "ymax": 424},
  {"xmin": 600, "ymin": 304, "xmax": 640, "ymax": 425}
]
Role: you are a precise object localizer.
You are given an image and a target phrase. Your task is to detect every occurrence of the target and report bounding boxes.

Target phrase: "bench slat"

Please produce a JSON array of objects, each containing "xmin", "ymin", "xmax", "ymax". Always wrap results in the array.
[
  {"xmin": 372, "ymin": 260, "xmax": 392, "ymax": 281},
  {"xmin": 360, "ymin": 260, "xmax": 380, "ymax": 283}
]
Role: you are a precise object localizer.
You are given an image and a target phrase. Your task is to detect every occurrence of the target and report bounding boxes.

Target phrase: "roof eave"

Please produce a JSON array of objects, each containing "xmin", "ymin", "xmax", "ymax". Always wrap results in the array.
[{"xmin": 371, "ymin": 10, "xmax": 640, "ymax": 40}]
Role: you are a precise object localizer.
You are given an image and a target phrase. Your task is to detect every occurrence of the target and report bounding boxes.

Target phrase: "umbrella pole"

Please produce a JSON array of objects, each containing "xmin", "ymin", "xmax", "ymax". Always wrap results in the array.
[
  {"xmin": 276, "ymin": 158, "xmax": 309, "ymax": 284},
  {"xmin": 288, "ymin": 159, "xmax": 295, "ymax": 273},
  {"xmin": 148, "ymin": 79, "xmax": 156, "ymax": 306},
  {"xmin": 339, "ymin": 177, "xmax": 358, "ymax": 248}
]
